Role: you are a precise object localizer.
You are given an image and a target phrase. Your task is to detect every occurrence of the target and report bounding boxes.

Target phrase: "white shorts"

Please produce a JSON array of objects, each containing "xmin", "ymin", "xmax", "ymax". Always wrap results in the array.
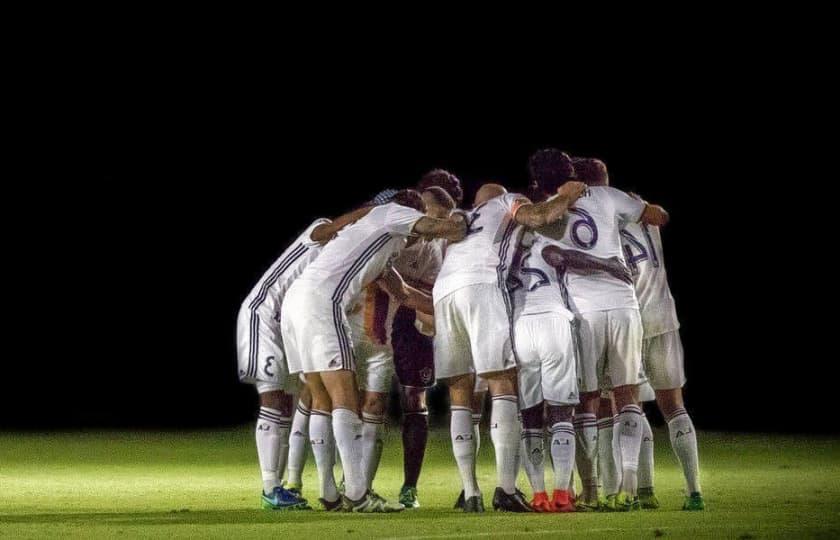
[
  {"xmin": 433, "ymin": 283, "xmax": 516, "ymax": 380},
  {"xmin": 514, "ymin": 312, "xmax": 579, "ymax": 410},
  {"xmin": 576, "ymin": 308, "xmax": 643, "ymax": 393},
  {"xmin": 642, "ymin": 330, "xmax": 686, "ymax": 390},
  {"xmin": 351, "ymin": 322, "xmax": 395, "ymax": 394},
  {"xmin": 281, "ymin": 285, "xmax": 355, "ymax": 375},
  {"xmin": 236, "ymin": 305, "xmax": 297, "ymax": 393},
  {"xmin": 637, "ymin": 381, "xmax": 656, "ymax": 402}
]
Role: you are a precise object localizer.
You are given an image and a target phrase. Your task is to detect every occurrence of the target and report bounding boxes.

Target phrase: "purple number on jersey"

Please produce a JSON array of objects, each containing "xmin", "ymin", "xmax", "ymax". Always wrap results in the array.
[{"xmin": 568, "ymin": 208, "xmax": 598, "ymax": 250}]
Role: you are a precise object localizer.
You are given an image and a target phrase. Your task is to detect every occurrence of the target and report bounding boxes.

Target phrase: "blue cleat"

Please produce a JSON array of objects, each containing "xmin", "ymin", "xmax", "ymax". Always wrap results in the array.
[{"xmin": 261, "ymin": 486, "xmax": 310, "ymax": 510}]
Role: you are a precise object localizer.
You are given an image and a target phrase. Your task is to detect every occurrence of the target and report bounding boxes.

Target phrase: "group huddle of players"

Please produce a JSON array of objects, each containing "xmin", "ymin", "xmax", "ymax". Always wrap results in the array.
[{"xmin": 236, "ymin": 148, "xmax": 704, "ymax": 514}]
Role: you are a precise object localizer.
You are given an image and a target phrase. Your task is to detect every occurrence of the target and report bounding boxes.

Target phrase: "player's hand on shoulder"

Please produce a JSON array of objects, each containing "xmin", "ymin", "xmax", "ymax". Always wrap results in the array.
[{"xmin": 557, "ymin": 181, "xmax": 587, "ymax": 201}]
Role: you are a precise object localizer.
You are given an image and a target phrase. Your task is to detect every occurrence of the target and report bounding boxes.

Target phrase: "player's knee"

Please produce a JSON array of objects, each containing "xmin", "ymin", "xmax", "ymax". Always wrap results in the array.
[
  {"xmin": 520, "ymin": 403, "xmax": 544, "ymax": 429},
  {"xmin": 612, "ymin": 385, "xmax": 637, "ymax": 409},
  {"xmin": 446, "ymin": 374, "xmax": 474, "ymax": 407},
  {"xmin": 546, "ymin": 403, "xmax": 574, "ymax": 425},
  {"xmin": 655, "ymin": 388, "xmax": 684, "ymax": 417},
  {"xmin": 597, "ymin": 396, "xmax": 615, "ymax": 419},
  {"xmin": 258, "ymin": 390, "xmax": 287, "ymax": 411},
  {"xmin": 576, "ymin": 392, "xmax": 600, "ymax": 414},
  {"xmin": 485, "ymin": 368, "xmax": 517, "ymax": 397},
  {"xmin": 400, "ymin": 387, "xmax": 427, "ymax": 412},
  {"xmin": 362, "ymin": 392, "xmax": 387, "ymax": 416}
]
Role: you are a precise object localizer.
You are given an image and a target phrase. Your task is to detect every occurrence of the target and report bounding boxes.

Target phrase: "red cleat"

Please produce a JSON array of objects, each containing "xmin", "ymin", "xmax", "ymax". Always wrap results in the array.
[
  {"xmin": 530, "ymin": 491, "xmax": 555, "ymax": 513},
  {"xmin": 552, "ymin": 489, "xmax": 576, "ymax": 512}
]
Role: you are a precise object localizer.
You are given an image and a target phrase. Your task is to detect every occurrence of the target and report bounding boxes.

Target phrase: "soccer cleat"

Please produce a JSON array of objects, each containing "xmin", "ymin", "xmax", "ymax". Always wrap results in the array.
[
  {"xmin": 370, "ymin": 490, "xmax": 406, "ymax": 512},
  {"xmin": 638, "ymin": 487, "xmax": 660, "ymax": 509},
  {"xmin": 399, "ymin": 485, "xmax": 420, "ymax": 509},
  {"xmin": 318, "ymin": 497, "xmax": 344, "ymax": 512},
  {"xmin": 600, "ymin": 494, "xmax": 619, "ymax": 512},
  {"xmin": 683, "ymin": 492, "xmax": 705, "ymax": 511},
  {"xmin": 618, "ymin": 492, "xmax": 641, "ymax": 512},
  {"xmin": 463, "ymin": 494, "xmax": 485, "ymax": 513},
  {"xmin": 530, "ymin": 491, "xmax": 554, "ymax": 513},
  {"xmin": 551, "ymin": 489, "xmax": 576, "ymax": 513},
  {"xmin": 492, "ymin": 487, "xmax": 533, "ymax": 512},
  {"xmin": 342, "ymin": 490, "xmax": 405, "ymax": 513},
  {"xmin": 454, "ymin": 490, "xmax": 466, "ymax": 509},
  {"xmin": 261, "ymin": 486, "xmax": 309, "ymax": 510}
]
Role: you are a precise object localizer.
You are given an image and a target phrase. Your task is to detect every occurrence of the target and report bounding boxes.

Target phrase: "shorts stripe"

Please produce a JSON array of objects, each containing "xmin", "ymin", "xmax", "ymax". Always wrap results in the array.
[{"xmin": 495, "ymin": 221, "xmax": 518, "ymax": 365}]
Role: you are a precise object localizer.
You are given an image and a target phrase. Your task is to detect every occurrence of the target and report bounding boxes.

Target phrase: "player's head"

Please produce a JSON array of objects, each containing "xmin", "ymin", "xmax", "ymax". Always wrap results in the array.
[
  {"xmin": 421, "ymin": 186, "xmax": 456, "ymax": 219},
  {"xmin": 527, "ymin": 148, "xmax": 576, "ymax": 196},
  {"xmin": 572, "ymin": 157, "xmax": 609, "ymax": 186},
  {"xmin": 418, "ymin": 169, "xmax": 464, "ymax": 206},
  {"xmin": 392, "ymin": 189, "xmax": 427, "ymax": 213},
  {"xmin": 473, "ymin": 183, "xmax": 507, "ymax": 207}
]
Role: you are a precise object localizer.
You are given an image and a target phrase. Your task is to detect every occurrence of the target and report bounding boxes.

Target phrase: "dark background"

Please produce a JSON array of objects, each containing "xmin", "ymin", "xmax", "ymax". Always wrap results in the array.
[{"xmin": 4, "ymin": 90, "xmax": 826, "ymax": 433}]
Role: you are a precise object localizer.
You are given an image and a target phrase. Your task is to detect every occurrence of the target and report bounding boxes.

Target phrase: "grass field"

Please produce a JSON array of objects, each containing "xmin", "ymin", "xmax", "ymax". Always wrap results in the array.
[{"xmin": 2, "ymin": 427, "xmax": 839, "ymax": 539}]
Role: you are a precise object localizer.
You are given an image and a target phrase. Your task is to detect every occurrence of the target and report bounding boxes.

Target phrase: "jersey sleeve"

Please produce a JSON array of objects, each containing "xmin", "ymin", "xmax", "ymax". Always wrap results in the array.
[
  {"xmin": 610, "ymin": 188, "xmax": 646, "ymax": 223},
  {"xmin": 384, "ymin": 203, "xmax": 425, "ymax": 236},
  {"xmin": 302, "ymin": 218, "xmax": 332, "ymax": 246},
  {"xmin": 503, "ymin": 192, "xmax": 532, "ymax": 218}
]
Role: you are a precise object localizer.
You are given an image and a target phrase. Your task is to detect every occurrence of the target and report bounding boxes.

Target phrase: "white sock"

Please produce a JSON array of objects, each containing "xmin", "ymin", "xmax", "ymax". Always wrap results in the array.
[
  {"xmin": 573, "ymin": 413, "xmax": 598, "ymax": 500},
  {"xmin": 598, "ymin": 416, "xmax": 620, "ymax": 497},
  {"xmin": 616, "ymin": 405, "xmax": 643, "ymax": 496},
  {"xmin": 309, "ymin": 410, "xmax": 339, "ymax": 502},
  {"xmin": 550, "ymin": 422, "xmax": 575, "ymax": 491},
  {"xmin": 287, "ymin": 402, "xmax": 311, "ymax": 487},
  {"xmin": 490, "ymin": 395, "xmax": 520, "ymax": 494},
  {"xmin": 256, "ymin": 407, "xmax": 291, "ymax": 494},
  {"xmin": 451, "ymin": 406, "xmax": 480, "ymax": 498},
  {"xmin": 472, "ymin": 413, "xmax": 482, "ymax": 458},
  {"xmin": 521, "ymin": 428, "xmax": 546, "ymax": 494},
  {"xmin": 666, "ymin": 407, "xmax": 701, "ymax": 494},
  {"xmin": 638, "ymin": 413, "xmax": 655, "ymax": 490},
  {"xmin": 332, "ymin": 407, "xmax": 366, "ymax": 501},
  {"xmin": 361, "ymin": 412, "xmax": 385, "ymax": 489}
]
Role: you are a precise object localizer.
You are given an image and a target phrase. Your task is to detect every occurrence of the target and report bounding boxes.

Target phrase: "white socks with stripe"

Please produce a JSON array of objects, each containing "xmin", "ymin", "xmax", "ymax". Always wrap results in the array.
[
  {"xmin": 616, "ymin": 404, "xmax": 643, "ymax": 496},
  {"xmin": 638, "ymin": 413, "xmax": 655, "ymax": 491},
  {"xmin": 256, "ymin": 407, "xmax": 291, "ymax": 494},
  {"xmin": 550, "ymin": 422, "xmax": 575, "ymax": 491},
  {"xmin": 451, "ymin": 406, "xmax": 480, "ymax": 498},
  {"xmin": 521, "ymin": 428, "xmax": 546, "ymax": 494},
  {"xmin": 332, "ymin": 407, "xmax": 366, "ymax": 501},
  {"xmin": 286, "ymin": 401, "xmax": 311, "ymax": 487},
  {"xmin": 490, "ymin": 395, "xmax": 520, "ymax": 495},
  {"xmin": 309, "ymin": 409, "xmax": 339, "ymax": 502},
  {"xmin": 361, "ymin": 412, "xmax": 385, "ymax": 489},
  {"xmin": 472, "ymin": 412, "xmax": 482, "ymax": 458},
  {"xmin": 598, "ymin": 416, "xmax": 619, "ymax": 497},
  {"xmin": 666, "ymin": 407, "xmax": 701, "ymax": 494},
  {"xmin": 573, "ymin": 413, "xmax": 599, "ymax": 501}
]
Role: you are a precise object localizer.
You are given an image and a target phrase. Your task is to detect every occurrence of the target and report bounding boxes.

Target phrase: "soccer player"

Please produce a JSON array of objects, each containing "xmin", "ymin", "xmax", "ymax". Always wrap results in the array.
[
  {"xmin": 531, "ymin": 150, "xmax": 668, "ymax": 511},
  {"xmin": 235, "ymin": 208, "xmax": 372, "ymax": 510},
  {"xmin": 280, "ymin": 190, "xmax": 467, "ymax": 512},
  {"xmin": 433, "ymin": 178, "xmax": 587, "ymax": 513},
  {"xmin": 620, "ymin": 192, "xmax": 704, "ymax": 511}
]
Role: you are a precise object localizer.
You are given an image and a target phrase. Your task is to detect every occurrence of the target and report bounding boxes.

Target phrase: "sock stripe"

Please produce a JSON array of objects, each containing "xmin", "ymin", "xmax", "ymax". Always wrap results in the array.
[
  {"xmin": 296, "ymin": 404, "xmax": 312, "ymax": 416},
  {"xmin": 619, "ymin": 405, "xmax": 643, "ymax": 415},
  {"xmin": 404, "ymin": 410, "xmax": 429, "ymax": 416},
  {"xmin": 258, "ymin": 408, "xmax": 290, "ymax": 423},
  {"xmin": 362, "ymin": 413, "xmax": 386, "ymax": 424},
  {"xmin": 666, "ymin": 408, "xmax": 688, "ymax": 422},
  {"xmin": 491, "ymin": 395, "xmax": 518, "ymax": 403},
  {"xmin": 596, "ymin": 419, "xmax": 613, "ymax": 430},
  {"xmin": 310, "ymin": 409, "xmax": 332, "ymax": 418},
  {"xmin": 451, "ymin": 406, "xmax": 472, "ymax": 412}
]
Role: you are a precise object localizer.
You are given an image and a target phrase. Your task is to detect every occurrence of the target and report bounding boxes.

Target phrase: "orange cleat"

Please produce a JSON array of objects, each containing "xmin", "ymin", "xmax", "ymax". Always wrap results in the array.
[
  {"xmin": 552, "ymin": 489, "xmax": 576, "ymax": 513},
  {"xmin": 530, "ymin": 491, "xmax": 555, "ymax": 513}
]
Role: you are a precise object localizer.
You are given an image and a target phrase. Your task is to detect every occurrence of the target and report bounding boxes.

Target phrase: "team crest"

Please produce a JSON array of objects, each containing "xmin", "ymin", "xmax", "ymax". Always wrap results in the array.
[{"xmin": 420, "ymin": 367, "xmax": 433, "ymax": 385}]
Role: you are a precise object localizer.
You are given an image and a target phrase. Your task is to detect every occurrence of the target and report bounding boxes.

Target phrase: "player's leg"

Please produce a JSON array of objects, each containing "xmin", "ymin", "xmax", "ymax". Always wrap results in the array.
[
  {"xmin": 286, "ymin": 383, "xmax": 311, "ymax": 493},
  {"xmin": 473, "ymin": 381, "xmax": 488, "ymax": 459},
  {"xmin": 398, "ymin": 386, "xmax": 428, "ymax": 508},
  {"xmin": 648, "ymin": 331, "xmax": 703, "ymax": 510},
  {"xmin": 636, "ymin": 381, "xmax": 659, "ymax": 509},
  {"xmin": 318, "ymin": 370, "xmax": 366, "ymax": 498},
  {"xmin": 597, "ymin": 393, "xmax": 620, "ymax": 508},
  {"xmin": 360, "ymin": 390, "xmax": 387, "ymax": 490},
  {"xmin": 446, "ymin": 373, "xmax": 483, "ymax": 510},
  {"xmin": 303, "ymin": 373, "xmax": 341, "ymax": 510},
  {"xmin": 255, "ymin": 387, "xmax": 292, "ymax": 496}
]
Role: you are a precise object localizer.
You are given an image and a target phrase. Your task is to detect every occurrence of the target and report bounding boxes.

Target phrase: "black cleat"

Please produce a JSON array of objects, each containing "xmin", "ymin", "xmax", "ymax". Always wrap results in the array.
[
  {"xmin": 454, "ymin": 490, "xmax": 465, "ymax": 509},
  {"xmin": 463, "ymin": 494, "xmax": 485, "ymax": 513},
  {"xmin": 318, "ymin": 497, "xmax": 344, "ymax": 512},
  {"xmin": 492, "ymin": 487, "xmax": 534, "ymax": 512}
]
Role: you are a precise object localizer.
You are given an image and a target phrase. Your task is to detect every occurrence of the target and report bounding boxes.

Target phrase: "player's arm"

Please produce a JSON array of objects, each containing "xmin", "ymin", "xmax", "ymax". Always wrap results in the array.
[
  {"xmin": 411, "ymin": 215, "xmax": 467, "ymax": 243},
  {"xmin": 541, "ymin": 245, "xmax": 633, "ymax": 284},
  {"xmin": 376, "ymin": 267, "xmax": 434, "ymax": 315},
  {"xmin": 639, "ymin": 204, "xmax": 669, "ymax": 226},
  {"xmin": 513, "ymin": 181, "xmax": 588, "ymax": 229},
  {"xmin": 310, "ymin": 206, "xmax": 374, "ymax": 244}
]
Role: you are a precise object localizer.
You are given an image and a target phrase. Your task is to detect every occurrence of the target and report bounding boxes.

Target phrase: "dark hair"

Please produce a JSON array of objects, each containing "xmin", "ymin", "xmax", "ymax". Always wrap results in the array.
[
  {"xmin": 527, "ymin": 148, "xmax": 576, "ymax": 194},
  {"xmin": 392, "ymin": 189, "xmax": 427, "ymax": 213},
  {"xmin": 417, "ymin": 169, "xmax": 463, "ymax": 205},
  {"xmin": 422, "ymin": 186, "xmax": 456, "ymax": 211},
  {"xmin": 572, "ymin": 157, "xmax": 609, "ymax": 185}
]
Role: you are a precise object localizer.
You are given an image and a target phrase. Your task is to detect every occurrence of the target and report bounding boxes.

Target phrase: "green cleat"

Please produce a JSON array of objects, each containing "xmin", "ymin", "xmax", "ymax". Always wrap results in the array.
[
  {"xmin": 600, "ymin": 494, "xmax": 619, "ymax": 512},
  {"xmin": 617, "ymin": 492, "xmax": 641, "ymax": 512},
  {"xmin": 575, "ymin": 497, "xmax": 601, "ymax": 512},
  {"xmin": 399, "ymin": 485, "xmax": 420, "ymax": 509},
  {"xmin": 638, "ymin": 487, "xmax": 660, "ymax": 509},
  {"xmin": 342, "ymin": 490, "xmax": 405, "ymax": 513},
  {"xmin": 683, "ymin": 492, "xmax": 705, "ymax": 511}
]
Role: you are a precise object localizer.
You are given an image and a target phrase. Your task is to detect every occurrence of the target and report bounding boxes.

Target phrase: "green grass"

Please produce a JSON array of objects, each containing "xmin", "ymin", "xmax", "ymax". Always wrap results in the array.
[{"xmin": 2, "ymin": 427, "xmax": 839, "ymax": 539}]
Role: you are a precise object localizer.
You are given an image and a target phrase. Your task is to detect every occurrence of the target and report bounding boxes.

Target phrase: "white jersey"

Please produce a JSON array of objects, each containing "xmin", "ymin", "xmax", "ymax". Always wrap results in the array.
[
  {"xmin": 393, "ymin": 237, "xmax": 445, "ymax": 292},
  {"xmin": 294, "ymin": 203, "xmax": 424, "ymax": 308},
  {"xmin": 433, "ymin": 192, "xmax": 526, "ymax": 302},
  {"xmin": 542, "ymin": 186, "xmax": 646, "ymax": 314},
  {"xmin": 241, "ymin": 218, "xmax": 330, "ymax": 322},
  {"xmin": 508, "ymin": 231, "xmax": 574, "ymax": 321},
  {"xmin": 620, "ymin": 220, "xmax": 679, "ymax": 337}
]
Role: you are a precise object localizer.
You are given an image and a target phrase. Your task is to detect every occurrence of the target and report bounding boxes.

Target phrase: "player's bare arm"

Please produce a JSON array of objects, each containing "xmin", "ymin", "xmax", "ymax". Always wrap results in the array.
[
  {"xmin": 376, "ymin": 267, "xmax": 434, "ymax": 315},
  {"xmin": 412, "ymin": 215, "xmax": 467, "ymax": 243},
  {"xmin": 513, "ymin": 181, "xmax": 588, "ymax": 229},
  {"xmin": 639, "ymin": 204, "xmax": 669, "ymax": 226},
  {"xmin": 310, "ymin": 206, "xmax": 375, "ymax": 244},
  {"xmin": 541, "ymin": 245, "xmax": 633, "ymax": 284}
]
